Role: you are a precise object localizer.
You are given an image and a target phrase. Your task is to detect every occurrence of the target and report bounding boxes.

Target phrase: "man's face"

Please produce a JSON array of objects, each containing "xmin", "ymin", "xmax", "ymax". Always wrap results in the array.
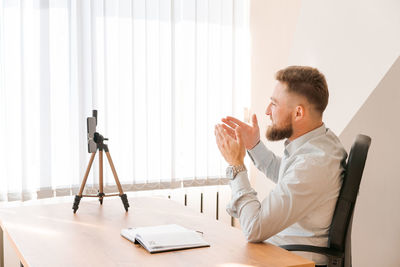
[{"xmin": 265, "ymin": 82, "xmax": 293, "ymax": 141}]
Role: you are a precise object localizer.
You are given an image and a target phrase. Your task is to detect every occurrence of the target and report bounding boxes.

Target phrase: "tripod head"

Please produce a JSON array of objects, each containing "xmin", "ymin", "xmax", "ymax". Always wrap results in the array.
[{"xmin": 87, "ymin": 110, "xmax": 109, "ymax": 153}]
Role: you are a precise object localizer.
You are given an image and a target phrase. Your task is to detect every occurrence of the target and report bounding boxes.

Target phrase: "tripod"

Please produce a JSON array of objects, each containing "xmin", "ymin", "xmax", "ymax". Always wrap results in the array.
[{"xmin": 72, "ymin": 132, "xmax": 130, "ymax": 213}]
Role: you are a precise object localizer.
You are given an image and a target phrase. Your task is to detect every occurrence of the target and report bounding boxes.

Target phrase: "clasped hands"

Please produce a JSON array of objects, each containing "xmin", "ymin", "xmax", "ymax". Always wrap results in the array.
[{"xmin": 214, "ymin": 114, "xmax": 260, "ymax": 166}]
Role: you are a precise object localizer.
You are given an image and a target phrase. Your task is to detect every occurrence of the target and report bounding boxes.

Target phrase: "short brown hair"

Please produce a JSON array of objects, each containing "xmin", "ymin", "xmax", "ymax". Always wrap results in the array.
[{"xmin": 275, "ymin": 66, "xmax": 329, "ymax": 114}]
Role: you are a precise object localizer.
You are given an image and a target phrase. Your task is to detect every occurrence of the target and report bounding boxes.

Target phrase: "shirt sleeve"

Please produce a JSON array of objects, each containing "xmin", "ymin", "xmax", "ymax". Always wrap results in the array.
[
  {"xmin": 247, "ymin": 141, "xmax": 282, "ymax": 183},
  {"xmin": 226, "ymin": 156, "xmax": 328, "ymax": 243}
]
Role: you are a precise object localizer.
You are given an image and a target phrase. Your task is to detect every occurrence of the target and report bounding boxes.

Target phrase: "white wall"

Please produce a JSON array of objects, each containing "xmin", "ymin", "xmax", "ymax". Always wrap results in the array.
[
  {"xmin": 288, "ymin": 0, "xmax": 400, "ymax": 135},
  {"xmin": 249, "ymin": 0, "xmax": 301, "ymax": 199},
  {"xmin": 249, "ymin": 0, "xmax": 400, "ymax": 266}
]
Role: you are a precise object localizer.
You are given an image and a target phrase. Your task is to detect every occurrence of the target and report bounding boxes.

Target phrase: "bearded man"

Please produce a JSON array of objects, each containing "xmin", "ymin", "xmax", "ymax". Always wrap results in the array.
[{"xmin": 215, "ymin": 66, "xmax": 347, "ymax": 267}]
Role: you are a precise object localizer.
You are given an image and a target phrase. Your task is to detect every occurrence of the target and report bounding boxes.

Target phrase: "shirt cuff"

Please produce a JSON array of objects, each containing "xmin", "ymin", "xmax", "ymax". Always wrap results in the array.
[
  {"xmin": 227, "ymin": 170, "xmax": 257, "ymax": 218},
  {"xmin": 229, "ymin": 170, "xmax": 251, "ymax": 193}
]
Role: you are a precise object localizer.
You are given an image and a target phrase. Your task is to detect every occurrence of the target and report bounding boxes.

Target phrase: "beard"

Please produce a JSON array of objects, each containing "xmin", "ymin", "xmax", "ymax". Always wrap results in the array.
[{"xmin": 266, "ymin": 116, "xmax": 293, "ymax": 141}]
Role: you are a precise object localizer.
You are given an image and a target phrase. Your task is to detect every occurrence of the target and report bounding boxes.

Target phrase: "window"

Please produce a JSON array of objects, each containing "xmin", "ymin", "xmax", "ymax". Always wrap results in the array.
[{"xmin": 0, "ymin": 0, "xmax": 250, "ymax": 201}]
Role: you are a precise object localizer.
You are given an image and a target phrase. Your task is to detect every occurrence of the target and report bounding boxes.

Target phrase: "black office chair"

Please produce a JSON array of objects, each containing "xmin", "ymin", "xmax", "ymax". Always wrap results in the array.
[{"xmin": 280, "ymin": 134, "xmax": 371, "ymax": 267}]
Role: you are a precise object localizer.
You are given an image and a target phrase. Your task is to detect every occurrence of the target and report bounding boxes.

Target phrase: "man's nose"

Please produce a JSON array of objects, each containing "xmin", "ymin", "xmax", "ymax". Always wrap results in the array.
[{"xmin": 265, "ymin": 104, "xmax": 271, "ymax": 115}]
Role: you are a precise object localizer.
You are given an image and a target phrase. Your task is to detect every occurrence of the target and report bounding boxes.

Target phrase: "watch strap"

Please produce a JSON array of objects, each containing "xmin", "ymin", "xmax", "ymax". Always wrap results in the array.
[{"xmin": 230, "ymin": 164, "xmax": 246, "ymax": 179}]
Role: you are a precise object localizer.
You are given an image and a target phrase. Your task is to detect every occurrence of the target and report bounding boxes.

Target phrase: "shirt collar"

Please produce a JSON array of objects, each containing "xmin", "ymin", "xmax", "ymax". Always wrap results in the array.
[{"xmin": 284, "ymin": 124, "xmax": 327, "ymax": 157}]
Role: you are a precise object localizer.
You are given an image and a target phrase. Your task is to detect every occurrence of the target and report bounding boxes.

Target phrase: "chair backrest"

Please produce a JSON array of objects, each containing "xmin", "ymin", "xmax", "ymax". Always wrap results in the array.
[{"xmin": 328, "ymin": 134, "xmax": 371, "ymax": 252}]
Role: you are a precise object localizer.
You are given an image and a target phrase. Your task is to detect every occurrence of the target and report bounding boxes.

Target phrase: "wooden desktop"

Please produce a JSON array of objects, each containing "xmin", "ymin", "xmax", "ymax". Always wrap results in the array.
[{"xmin": 0, "ymin": 196, "xmax": 314, "ymax": 267}]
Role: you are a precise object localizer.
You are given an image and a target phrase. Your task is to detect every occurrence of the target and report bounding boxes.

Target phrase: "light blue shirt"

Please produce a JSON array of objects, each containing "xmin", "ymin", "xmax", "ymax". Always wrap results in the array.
[{"xmin": 226, "ymin": 124, "xmax": 347, "ymax": 265}]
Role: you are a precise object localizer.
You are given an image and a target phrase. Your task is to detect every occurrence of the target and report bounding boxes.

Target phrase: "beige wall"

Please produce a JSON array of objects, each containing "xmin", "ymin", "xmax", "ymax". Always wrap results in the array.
[
  {"xmin": 249, "ymin": 0, "xmax": 400, "ymax": 266},
  {"xmin": 340, "ymin": 56, "xmax": 400, "ymax": 267}
]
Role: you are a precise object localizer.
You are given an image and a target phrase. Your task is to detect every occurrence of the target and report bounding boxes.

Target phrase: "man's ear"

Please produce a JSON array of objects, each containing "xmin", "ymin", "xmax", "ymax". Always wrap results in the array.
[{"xmin": 294, "ymin": 105, "xmax": 305, "ymax": 121}]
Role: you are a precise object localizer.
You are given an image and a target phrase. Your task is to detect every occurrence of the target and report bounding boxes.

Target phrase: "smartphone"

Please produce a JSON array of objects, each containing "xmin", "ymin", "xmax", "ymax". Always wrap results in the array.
[{"xmin": 87, "ymin": 117, "xmax": 97, "ymax": 153}]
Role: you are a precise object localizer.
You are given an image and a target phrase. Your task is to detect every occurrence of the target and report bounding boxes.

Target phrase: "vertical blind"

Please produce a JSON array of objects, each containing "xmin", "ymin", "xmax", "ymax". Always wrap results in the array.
[{"xmin": 0, "ymin": 0, "xmax": 250, "ymax": 201}]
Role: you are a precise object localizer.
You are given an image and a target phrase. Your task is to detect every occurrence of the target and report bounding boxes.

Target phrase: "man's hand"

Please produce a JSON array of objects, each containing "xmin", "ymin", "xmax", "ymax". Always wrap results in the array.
[
  {"xmin": 214, "ymin": 124, "xmax": 245, "ymax": 166},
  {"xmin": 221, "ymin": 114, "xmax": 260, "ymax": 150}
]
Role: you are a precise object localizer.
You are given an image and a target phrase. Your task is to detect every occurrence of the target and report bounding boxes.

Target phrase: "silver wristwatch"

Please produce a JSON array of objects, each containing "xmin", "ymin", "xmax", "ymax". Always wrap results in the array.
[{"xmin": 226, "ymin": 164, "xmax": 247, "ymax": 180}]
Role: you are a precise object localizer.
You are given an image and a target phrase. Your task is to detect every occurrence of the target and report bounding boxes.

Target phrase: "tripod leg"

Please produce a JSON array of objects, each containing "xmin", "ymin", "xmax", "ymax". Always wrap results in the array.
[
  {"xmin": 105, "ymin": 151, "xmax": 130, "ymax": 211},
  {"xmin": 73, "ymin": 152, "xmax": 96, "ymax": 213},
  {"xmin": 98, "ymin": 150, "xmax": 105, "ymax": 205}
]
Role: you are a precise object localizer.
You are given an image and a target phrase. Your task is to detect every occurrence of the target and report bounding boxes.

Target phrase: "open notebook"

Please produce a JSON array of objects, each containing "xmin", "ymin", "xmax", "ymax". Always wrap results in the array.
[{"xmin": 121, "ymin": 224, "xmax": 210, "ymax": 253}]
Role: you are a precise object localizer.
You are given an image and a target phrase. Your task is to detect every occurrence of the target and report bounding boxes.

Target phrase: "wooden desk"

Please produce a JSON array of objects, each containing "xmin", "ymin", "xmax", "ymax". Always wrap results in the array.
[{"xmin": 0, "ymin": 197, "xmax": 314, "ymax": 267}]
